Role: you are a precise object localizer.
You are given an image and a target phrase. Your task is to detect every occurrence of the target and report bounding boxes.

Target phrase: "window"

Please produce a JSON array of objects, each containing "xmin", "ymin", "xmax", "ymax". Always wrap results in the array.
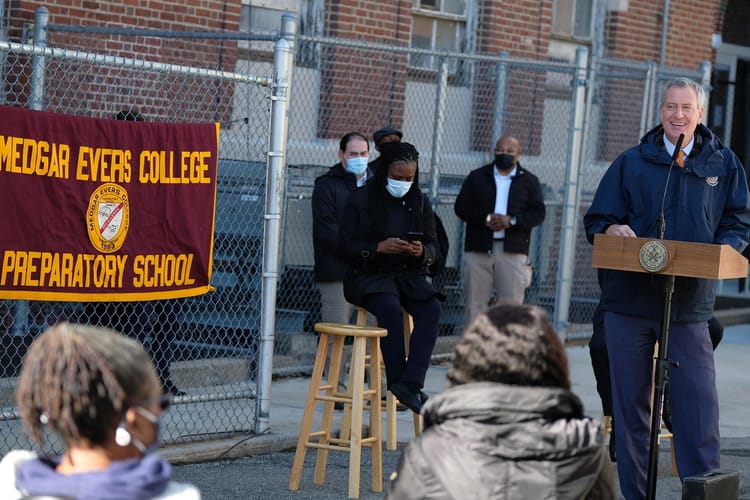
[
  {"xmin": 553, "ymin": 0, "xmax": 594, "ymax": 40},
  {"xmin": 239, "ymin": 0, "xmax": 301, "ymax": 53},
  {"xmin": 410, "ymin": 0, "xmax": 468, "ymax": 72},
  {"xmin": 240, "ymin": 0, "xmax": 300, "ymax": 34}
]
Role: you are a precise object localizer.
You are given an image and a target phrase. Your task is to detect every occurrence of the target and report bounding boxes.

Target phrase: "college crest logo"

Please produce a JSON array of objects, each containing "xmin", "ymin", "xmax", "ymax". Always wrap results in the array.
[
  {"xmin": 706, "ymin": 176, "xmax": 719, "ymax": 187},
  {"xmin": 86, "ymin": 183, "xmax": 130, "ymax": 253}
]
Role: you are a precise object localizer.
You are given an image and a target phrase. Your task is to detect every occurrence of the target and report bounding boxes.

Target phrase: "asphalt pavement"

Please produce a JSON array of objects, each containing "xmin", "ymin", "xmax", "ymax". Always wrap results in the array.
[{"xmin": 169, "ymin": 325, "xmax": 750, "ymax": 499}]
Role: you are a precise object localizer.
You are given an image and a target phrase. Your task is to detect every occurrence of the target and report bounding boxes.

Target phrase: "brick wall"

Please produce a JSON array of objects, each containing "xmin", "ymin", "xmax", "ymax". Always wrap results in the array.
[
  {"xmin": 471, "ymin": 0, "xmax": 552, "ymax": 153},
  {"xmin": 4, "ymin": 1, "xmax": 241, "ymax": 121},
  {"xmin": 599, "ymin": 0, "xmax": 722, "ymax": 159},
  {"xmin": 317, "ymin": 0, "xmax": 409, "ymax": 141},
  {"xmin": 604, "ymin": 0, "xmax": 718, "ymax": 67}
]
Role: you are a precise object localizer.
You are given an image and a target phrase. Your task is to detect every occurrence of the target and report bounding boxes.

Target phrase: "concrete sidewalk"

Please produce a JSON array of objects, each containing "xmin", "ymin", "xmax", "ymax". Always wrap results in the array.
[{"xmin": 170, "ymin": 325, "xmax": 750, "ymax": 499}]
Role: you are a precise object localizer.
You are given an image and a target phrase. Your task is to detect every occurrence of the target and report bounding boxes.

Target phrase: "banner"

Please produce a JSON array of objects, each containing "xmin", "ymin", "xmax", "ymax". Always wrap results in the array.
[{"xmin": 0, "ymin": 106, "xmax": 219, "ymax": 301}]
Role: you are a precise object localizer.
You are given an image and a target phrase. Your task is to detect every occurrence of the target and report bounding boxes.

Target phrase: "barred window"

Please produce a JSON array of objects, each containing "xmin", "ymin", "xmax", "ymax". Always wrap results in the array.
[
  {"xmin": 240, "ymin": 0, "xmax": 301, "ymax": 54},
  {"xmin": 553, "ymin": 0, "xmax": 594, "ymax": 40},
  {"xmin": 410, "ymin": 0, "xmax": 467, "ymax": 72}
]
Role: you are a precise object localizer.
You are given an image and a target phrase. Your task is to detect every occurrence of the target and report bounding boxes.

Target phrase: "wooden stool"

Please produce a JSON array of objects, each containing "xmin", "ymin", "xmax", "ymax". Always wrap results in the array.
[
  {"xmin": 355, "ymin": 307, "xmax": 422, "ymax": 451},
  {"xmin": 288, "ymin": 322, "xmax": 387, "ymax": 499}
]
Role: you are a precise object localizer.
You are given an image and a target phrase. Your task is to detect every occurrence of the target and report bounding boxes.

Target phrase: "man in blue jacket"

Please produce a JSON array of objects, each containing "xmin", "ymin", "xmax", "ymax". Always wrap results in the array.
[{"xmin": 584, "ymin": 77, "xmax": 750, "ymax": 500}]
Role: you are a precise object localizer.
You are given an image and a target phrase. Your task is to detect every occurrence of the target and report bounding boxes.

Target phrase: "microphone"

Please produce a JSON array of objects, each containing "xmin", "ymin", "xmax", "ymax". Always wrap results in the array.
[{"xmin": 657, "ymin": 133, "xmax": 685, "ymax": 239}]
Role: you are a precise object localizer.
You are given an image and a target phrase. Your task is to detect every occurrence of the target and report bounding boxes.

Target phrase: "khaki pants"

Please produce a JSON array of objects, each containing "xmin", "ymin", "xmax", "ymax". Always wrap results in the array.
[
  {"xmin": 462, "ymin": 240, "xmax": 532, "ymax": 325},
  {"xmin": 317, "ymin": 281, "xmax": 354, "ymax": 324}
]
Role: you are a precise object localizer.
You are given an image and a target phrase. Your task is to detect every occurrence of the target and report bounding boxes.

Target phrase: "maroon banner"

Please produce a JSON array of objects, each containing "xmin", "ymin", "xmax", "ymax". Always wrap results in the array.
[{"xmin": 0, "ymin": 106, "xmax": 219, "ymax": 301}]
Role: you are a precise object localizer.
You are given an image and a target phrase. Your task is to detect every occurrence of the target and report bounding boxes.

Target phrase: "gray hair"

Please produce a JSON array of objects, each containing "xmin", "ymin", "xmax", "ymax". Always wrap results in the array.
[{"xmin": 660, "ymin": 77, "xmax": 706, "ymax": 109}]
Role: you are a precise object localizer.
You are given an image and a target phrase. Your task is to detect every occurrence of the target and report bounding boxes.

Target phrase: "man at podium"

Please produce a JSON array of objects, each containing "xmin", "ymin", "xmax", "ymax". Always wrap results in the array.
[{"xmin": 583, "ymin": 77, "xmax": 750, "ymax": 500}]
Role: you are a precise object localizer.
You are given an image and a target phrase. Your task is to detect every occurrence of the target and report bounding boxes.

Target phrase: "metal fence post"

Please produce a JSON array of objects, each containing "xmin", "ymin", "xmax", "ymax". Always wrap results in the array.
[
  {"xmin": 256, "ymin": 13, "xmax": 297, "ymax": 435},
  {"xmin": 491, "ymin": 51, "xmax": 508, "ymax": 143},
  {"xmin": 639, "ymin": 61, "xmax": 657, "ymax": 137},
  {"xmin": 553, "ymin": 46, "xmax": 588, "ymax": 336},
  {"xmin": 699, "ymin": 60, "xmax": 712, "ymax": 124},
  {"xmin": 11, "ymin": 7, "xmax": 48, "ymax": 337},
  {"xmin": 428, "ymin": 59, "xmax": 448, "ymax": 204},
  {"xmin": 29, "ymin": 7, "xmax": 48, "ymax": 111}
]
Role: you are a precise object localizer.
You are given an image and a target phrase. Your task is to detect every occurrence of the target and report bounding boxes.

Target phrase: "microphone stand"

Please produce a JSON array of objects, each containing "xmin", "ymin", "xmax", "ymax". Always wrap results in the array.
[{"xmin": 646, "ymin": 134, "xmax": 683, "ymax": 500}]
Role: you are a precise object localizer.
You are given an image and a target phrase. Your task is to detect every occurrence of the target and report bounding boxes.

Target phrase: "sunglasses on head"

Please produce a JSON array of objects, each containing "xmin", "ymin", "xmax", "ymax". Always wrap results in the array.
[{"xmin": 137, "ymin": 394, "xmax": 172, "ymax": 412}]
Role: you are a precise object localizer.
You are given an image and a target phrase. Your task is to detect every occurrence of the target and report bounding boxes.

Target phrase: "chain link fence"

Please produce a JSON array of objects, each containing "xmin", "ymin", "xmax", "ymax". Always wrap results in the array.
[
  {"xmin": 275, "ymin": 35, "xmax": 708, "ymax": 363},
  {"xmin": 0, "ymin": 9, "xmax": 709, "ymax": 455},
  {"xmin": 0, "ymin": 13, "xmax": 285, "ymax": 453}
]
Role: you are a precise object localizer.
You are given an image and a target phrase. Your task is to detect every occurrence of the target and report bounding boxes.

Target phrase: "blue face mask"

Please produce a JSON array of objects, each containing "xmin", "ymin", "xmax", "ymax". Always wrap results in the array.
[
  {"xmin": 132, "ymin": 407, "xmax": 161, "ymax": 455},
  {"xmin": 386, "ymin": 178, "xmax": 413, "ymax": 198},
  {"xmin": 344, "ymin": 156, "xmax": 368, "ymax": 176}
]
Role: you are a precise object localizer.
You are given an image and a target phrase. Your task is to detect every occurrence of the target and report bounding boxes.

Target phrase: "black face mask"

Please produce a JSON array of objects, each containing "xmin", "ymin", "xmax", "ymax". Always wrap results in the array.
[{"xmin": 495, "ymin": 153, "xmax": 515, "ymax": 171}]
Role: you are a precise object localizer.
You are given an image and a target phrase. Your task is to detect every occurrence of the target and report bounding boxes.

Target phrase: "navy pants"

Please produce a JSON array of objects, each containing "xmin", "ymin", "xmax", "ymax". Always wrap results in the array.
[
  {"xmin": 363, "ymin": 292, "xmax": 440, "ymax": 389},
  {"xmin": 605, "ymin": 311, "xmax": 719, "ymax": 500},
  {"xmin": 590, "ymin": 304, "xmax": 723, "ymax": 417}
]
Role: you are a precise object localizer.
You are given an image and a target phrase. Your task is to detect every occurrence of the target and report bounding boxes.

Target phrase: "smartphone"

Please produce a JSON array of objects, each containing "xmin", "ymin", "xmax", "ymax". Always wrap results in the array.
[{"xmin": 406, "ymin": 231, "xmax": 423, "ymax": 241}]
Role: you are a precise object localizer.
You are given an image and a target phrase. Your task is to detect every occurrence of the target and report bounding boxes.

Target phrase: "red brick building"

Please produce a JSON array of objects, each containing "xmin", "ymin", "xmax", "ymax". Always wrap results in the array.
[{"xmin": 2, "ymin": 1, "xmax": 748, "ymax": 157}]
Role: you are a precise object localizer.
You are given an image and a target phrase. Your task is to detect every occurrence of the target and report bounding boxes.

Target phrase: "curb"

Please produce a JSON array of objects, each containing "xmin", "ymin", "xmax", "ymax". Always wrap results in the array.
[{"xmin": 162, "ymin": 432, "xmax": 299, "ymax": 465}]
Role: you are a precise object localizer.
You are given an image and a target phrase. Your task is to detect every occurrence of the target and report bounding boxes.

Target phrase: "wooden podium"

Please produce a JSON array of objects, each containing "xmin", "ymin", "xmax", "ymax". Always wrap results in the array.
[
  {"xmin": 592, "ymin": 233, "xmax": 748, "ymax": 279},
  {"xmin": 592, "ymin": 233, "xmax": 747, "ymax": 500}
]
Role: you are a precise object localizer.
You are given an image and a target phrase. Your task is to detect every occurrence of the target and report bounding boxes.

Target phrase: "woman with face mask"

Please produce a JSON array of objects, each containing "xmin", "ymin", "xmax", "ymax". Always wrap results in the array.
[
  {"xmin": 339, "ymin": 141, "xmax": 442, "ymax": 414},
  {"xmin": 0, "ymin": 322, "xmax": 201, "ymax": 500}
]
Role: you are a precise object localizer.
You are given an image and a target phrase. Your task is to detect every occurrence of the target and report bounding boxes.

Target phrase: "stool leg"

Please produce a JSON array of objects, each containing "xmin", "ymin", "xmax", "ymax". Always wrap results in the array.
[
  {"xmin": 289, "ymin": 332, "xmax": 330, "ymax": 490},
  {"xmin": 313, "ymin": 334, "xmax": 345, "ymax": 484},
  {"xmin": 413, "ymin": 412, "xmax": 422, "ymax": 436},
  {"xmin": 347, "ymin": 336, "xmax": 367, "ymax": 499},
  {"xmin": 369, "ymin": 336, "xmax": 383, "ymax": 493},
  {"xmin": 385, "ymin": 391, "xmax": 397, "ymax": 451},
  {"xmin": 355, "ymin": 307, "xmax": 368, "ymax": 326},
  {"xmin": 340, "ymin": 358, "xmax": 354, "ymax": 443}
]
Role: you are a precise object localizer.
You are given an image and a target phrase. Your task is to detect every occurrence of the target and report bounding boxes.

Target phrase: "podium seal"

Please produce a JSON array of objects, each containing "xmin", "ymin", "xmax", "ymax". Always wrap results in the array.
[{"xmin": 639, "ymin": 240, "xmax": 669, "ymax": 273}]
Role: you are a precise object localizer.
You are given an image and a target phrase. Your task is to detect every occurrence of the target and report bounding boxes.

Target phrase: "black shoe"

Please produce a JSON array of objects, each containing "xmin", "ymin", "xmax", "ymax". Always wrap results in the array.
[
  {"xmin": 163, "ymin": 380, "xmax": 187, "ymax": 397},
  {"xmin": 419, "ymin": 390, "xmax": 429, "ymax": 405},
  {"xmin": 388, "ymin": 382, "xmax": 423, "ymax": 414}
]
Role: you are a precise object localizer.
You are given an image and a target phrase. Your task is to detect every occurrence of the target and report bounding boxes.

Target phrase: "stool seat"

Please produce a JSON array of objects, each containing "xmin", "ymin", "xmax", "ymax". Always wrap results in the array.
[
  {"xmin": 289, "ymin": 322, "xmax": 387, "ymax": 498},
  {"xmin": 315, "ymin": 322, "xmax": 388, "ymax": 338}
]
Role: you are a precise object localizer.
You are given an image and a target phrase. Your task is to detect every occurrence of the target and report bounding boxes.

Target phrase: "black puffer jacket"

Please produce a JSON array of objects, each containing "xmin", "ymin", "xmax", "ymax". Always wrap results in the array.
[
  {"xmin": 311, "ymin": 163, "xmax": 372, "ymax": 282},
  {"xmin": 339, "ymin": 184, "xmax": 440, "ymax": 307},
  {"xmin": 454, "ymin": 163, "xmax": 545, "ymax": 255},
  {"xmin": 387, "ymin": 382, "xmax": 616, "ymax": 500}
]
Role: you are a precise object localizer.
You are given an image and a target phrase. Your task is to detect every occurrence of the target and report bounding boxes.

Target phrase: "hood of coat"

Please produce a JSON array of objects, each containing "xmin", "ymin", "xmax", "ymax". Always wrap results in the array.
[
  {"xmin": 422, "ymin": 382, "xmax": 601, "ymax": 460},
  {"xmin": 14, "ymin": 452, "xmax": 171, "ymax": 500}
]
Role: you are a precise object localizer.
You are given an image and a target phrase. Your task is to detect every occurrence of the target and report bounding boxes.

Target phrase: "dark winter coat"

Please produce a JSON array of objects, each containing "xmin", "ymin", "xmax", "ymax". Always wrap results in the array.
[
  {"xmin": 311, "ymin": 163, "xmax": 373, "ymax": 282},
  {"xmin": 454, "ymin": 163, "xmax": 545, "ymax": 255},
  {"xmin": 386, "ymin": 382, "xmax": 616, "ymax": 500},
  {"xmin": 584, "ymin": 124, "xmax": 750, "ymax": 322},
  {"xmin": 339, "ymin": 183, "xmax": 440, "ymax": 307}
]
